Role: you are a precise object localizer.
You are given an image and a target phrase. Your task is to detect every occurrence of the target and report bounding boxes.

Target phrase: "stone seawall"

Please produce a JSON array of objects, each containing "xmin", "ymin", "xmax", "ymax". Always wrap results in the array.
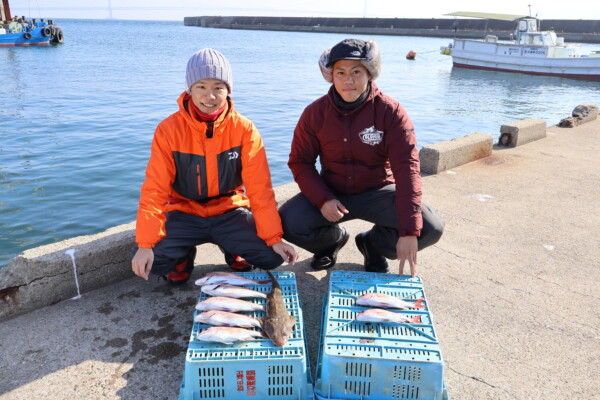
[{"xmin": 184, "ymin": 16, "xmax": 600, "ymax": 43}]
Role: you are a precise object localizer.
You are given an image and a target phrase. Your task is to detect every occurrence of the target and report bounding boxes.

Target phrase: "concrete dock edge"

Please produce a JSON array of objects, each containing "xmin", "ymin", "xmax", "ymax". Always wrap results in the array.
[{"xmin": 0, "ymin": 107, "xmax": 596, "ymax": 322}]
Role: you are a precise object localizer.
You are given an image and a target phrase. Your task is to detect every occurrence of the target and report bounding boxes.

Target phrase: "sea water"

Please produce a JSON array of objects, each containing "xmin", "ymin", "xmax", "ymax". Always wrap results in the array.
[{"xmin": 1, "ymin": 19, "xmax": 599, "ymax": 266}]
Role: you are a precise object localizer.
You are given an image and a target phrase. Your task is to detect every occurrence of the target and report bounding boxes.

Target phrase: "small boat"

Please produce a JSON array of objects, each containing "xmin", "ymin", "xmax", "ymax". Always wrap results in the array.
[
  {"xmin": 440, "ymin": 11, "xmax": 600, "ymax": 80},
  {"xmin": 0, "ymin": 0, "xmax": 64, "ymax": 46}
]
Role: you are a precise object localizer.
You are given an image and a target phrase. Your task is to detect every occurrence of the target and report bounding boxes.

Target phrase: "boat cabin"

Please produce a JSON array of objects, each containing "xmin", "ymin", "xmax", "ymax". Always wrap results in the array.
[{"xmin": 515, "ymin": 18, "xmax": 560, "ymax": 46}]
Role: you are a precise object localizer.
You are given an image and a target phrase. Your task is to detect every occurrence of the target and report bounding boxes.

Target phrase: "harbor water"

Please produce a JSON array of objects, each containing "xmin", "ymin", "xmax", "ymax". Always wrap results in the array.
[{"xmin": 1, "ymin": 19, "xmax": 599, "ymax": 267}]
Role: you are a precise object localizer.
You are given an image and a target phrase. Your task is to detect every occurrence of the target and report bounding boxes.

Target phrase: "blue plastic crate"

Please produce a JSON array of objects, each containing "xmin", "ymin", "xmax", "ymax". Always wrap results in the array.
[
  {"xmin": 314, "ymin": 271, "xmax": 449, "ymax": 400},
  {"xmin": 179, "ymin": 271, "xmax": 313, "ymax": 400}
]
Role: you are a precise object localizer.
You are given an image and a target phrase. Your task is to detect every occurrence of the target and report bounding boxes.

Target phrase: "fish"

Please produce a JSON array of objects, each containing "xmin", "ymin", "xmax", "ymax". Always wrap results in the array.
[
  {"xmin": 195, "ymin": 296, "xmax": 264, "ymax": 312},
  {"xmin": 356, "ymin": 308, "xmax": 422, "ymax": 324},
  {"xmin": 194, "ymin": 271, "xmax": 267, "ymax": 286},
  {"xmin": 356, "ymin": 293, "xmax": 426, "ymax": 310},
  {"xmin": 201, "ymin": 284, "xmax": 267, "ymax": 299},
  {"xmin": 195, "ymin": 310, "xmax": 262, "ymax": 328},
  {"xmin": 258, "ymin": 271, "xmax": 296, "ymax": 347},
  {"xmin": 196, "ymin": 326, "xmax": 263, "ymax": 345}
]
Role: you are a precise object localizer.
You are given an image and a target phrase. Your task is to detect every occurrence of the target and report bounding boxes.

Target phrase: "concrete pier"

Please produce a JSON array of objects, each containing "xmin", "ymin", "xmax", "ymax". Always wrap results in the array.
[{"xmin": 1, "ymin": 110, "xmax": 599, "ymax": 399}]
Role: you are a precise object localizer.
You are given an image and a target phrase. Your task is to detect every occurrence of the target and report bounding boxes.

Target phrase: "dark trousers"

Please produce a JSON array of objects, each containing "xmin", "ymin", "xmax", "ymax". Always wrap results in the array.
[
  {"xmin": 131, "ymin": 208, "xmax": 283, "ymax": 276},
  {"xmin": 279, "ymin": 185, "xmax": 444, "ymax": 259}
]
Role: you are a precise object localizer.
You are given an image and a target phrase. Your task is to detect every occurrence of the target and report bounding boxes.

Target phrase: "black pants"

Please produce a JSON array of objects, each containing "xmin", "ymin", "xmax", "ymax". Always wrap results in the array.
[
  {"xmin": 279, "ymin": 185, "xmax": 444, "ymax": 259},
  {"xmin": 131, "ymin": 208, "xmax": 283, "ymax": 276}
]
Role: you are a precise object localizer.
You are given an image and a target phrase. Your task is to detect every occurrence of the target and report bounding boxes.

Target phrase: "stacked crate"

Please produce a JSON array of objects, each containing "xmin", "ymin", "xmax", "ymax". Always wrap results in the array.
[
  {"xmin": 314, "ymin": 271, "xmax": 449, "ymax": 400},
  {"xmin": 179, "ymin": 271, "xmax": 313, "ymax": 400}
]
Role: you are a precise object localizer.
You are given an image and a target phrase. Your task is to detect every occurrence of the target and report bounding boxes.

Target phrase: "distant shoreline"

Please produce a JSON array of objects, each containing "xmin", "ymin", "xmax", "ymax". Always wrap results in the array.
[{"xmin": 184, "ymin": 16, "xmax": 600, "ymax": 43}]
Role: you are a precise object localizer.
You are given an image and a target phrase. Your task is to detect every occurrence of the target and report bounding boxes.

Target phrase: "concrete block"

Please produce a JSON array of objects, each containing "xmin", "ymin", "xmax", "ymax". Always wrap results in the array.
[
  {"xmin": 419, "ymin": 133, "xmax": 493, "ymax": 175},
  {"xmin": 499, "ymin": 118, "xmax": 546, "ymax": 147}
]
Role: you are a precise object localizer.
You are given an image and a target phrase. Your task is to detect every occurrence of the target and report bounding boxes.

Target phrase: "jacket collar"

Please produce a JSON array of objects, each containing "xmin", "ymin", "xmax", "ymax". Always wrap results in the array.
[
  {"xmin": 177, "ymin": 91, "xmax": 234, "ymax": 130},
  {"xmin": 327, "ymin": 81, "xmax": 380, "ymax": 115}
]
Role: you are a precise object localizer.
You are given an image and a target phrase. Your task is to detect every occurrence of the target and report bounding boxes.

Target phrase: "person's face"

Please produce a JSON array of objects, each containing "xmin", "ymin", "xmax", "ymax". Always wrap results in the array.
[
  {"xmin": 189, "ymin": 79, "xmax": 228, "ymax": 114},
  {"xmin": 332, "ymin": 59, "xmax": 371, "ymax": 102}
]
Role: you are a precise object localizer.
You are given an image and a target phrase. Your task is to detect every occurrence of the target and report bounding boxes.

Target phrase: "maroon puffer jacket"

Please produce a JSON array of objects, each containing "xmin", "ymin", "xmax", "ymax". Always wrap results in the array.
[{"xmin": 288, "ymin": 82, "xmax": 422, "ymax": 235}]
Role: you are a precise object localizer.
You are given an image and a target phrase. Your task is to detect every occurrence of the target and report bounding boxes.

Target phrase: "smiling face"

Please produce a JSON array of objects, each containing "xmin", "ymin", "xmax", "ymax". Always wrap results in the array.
[
  {"xmin": 331, "ymin": 59, "xmax": 371, "ymax": 103},
  {"xmin": 189, "ymin": 78, "xmax": 228, "ymax": 114}
]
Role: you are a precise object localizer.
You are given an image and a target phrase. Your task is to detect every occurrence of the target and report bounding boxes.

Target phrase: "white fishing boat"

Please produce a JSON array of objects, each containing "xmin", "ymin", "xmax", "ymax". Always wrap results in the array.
[{"xmin": 440, "ymin": 11, "xmax": 600, "ymax": 80}]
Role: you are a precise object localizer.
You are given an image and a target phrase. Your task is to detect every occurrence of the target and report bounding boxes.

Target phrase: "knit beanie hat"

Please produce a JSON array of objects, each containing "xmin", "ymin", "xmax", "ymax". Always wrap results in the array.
[
  {"xmin": 318, "ymin": 38, "xmax": 381, "ymax": 83},
  {"xmin": 186, "ymin": 48, "xmax": 233, "ymax": 93}
]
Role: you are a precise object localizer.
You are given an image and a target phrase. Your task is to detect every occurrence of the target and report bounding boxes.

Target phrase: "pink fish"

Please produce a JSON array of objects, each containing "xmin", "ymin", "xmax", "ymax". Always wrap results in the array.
[
  {"xmin": 356, "ymin": 293, "xmax": 426, "ymax": 309},
  {"xmin": 194, "ymin": 272, "xmax": 267, "ymax": 286},
  {"xmin": 201, "ymin": 284, "xmax": 267, "ymax": 299},
  {"xmin": 195, "ymin": 296, "xmax": 264, "ymax": 312},
  {"xmin": 356, "ymin": 308, "xmax": 422, "ymax": 324},
  {"xmin": 196, "ymin": 326, "xmax": 263, "ymax": 344},
  {"xmin": 195, "ymin": 310, "xmax": 262, "ymax": 328}
]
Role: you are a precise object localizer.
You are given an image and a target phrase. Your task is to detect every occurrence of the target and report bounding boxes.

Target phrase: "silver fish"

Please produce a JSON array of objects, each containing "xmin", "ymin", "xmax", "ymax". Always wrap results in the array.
[
  {"xmin": 356, "ymin": 293, "xmax": 426, "ymax": 309},
  {"xmin": 195, "ymin": 310, "xmax": 262, "ymax": 328},
  {"xmin": 196, "ymin": 326, "xmax": 263, "ymax": 345},
  {"xmin": 201, "ymin": 284, "xmax": 267, "ymax": 299},
  {"xmin": 195, "ymin": 296, "xmax": 264, "ymax": 312},
  {"xmin": 258, "ymin": 271, "xmax": 296, "ymax": 347},
  {"xmin": 194, "ymin": 271, "xmax": 267, "ymax": 286},
  {"xmin": 356, "ymin": 308, "xmax": 422, "ymax": 324}
]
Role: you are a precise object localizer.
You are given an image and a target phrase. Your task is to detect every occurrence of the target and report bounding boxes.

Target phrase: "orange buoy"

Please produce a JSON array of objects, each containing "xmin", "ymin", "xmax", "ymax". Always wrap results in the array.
[{"xmin": 406, "ymin": 50, "xmax": 416, "ymax": 60}]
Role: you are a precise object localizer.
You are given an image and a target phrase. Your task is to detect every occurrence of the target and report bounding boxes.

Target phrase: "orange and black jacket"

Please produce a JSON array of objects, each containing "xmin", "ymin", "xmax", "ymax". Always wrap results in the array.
[{"xmin": 136, "ymin": 92, "xmax": 283, "ymax": 248}]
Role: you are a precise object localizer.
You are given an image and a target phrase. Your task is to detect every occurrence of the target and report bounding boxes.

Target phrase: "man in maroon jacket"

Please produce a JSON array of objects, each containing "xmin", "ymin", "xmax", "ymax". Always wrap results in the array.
[{"xmin": 279, "ymin": 38, "xmax": 444, "ymax": 276}]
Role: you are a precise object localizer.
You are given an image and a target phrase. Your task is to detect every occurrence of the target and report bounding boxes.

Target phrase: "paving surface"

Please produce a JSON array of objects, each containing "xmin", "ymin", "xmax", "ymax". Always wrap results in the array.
[{"xmin": 1, "ymin": 120, "xmax": 599, "ymax": 400}]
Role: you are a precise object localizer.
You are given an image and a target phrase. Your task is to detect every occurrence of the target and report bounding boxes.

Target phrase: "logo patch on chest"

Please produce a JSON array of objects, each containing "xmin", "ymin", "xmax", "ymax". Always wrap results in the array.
[{"xmin": 358, "ymin": 126, "xmax": 384, "ymax": 146}]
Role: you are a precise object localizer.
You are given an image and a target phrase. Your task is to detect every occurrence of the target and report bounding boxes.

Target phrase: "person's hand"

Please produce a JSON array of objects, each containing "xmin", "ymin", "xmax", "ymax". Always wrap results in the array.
[
  {"xmin": 320, "ymin": 199, "xmax": 348, "ymax": 222},
  {"xmin": 272, "ymin": 241, "xmax": 298, "ymax": 264},
  {"xmin": 132, "ymin": 247, "xmax": 154, "ymax": 280},
  {"xmin": 397, "ymin": 236, "xmax": 418, "ymax": 277}
]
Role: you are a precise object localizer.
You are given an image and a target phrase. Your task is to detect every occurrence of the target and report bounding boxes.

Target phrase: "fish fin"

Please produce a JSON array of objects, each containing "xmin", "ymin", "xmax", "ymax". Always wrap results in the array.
[
  {"xmin": 410, "ymin": 315, "xmax": 422, "ymax": 324},
  {"xmin": 290, "ymin": 316, "xmax": 297, "ymax": 330},
  {"xmin": 257, "ymin": 317, "xmax": 264, "ymax": 327},
  {"xmin": 413, "ymin": 298, "xmax": 426, "ymax": 308}
]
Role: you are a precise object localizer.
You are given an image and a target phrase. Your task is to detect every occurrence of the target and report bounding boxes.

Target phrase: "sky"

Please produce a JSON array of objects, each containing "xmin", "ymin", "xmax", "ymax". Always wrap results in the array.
[{"xmin": 6, "ymin": 0, "xmax": 600, "ymax": 21}]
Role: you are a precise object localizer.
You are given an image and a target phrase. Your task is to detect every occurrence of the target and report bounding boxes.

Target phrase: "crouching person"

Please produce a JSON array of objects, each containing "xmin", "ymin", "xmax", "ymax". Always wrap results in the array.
[
  {"xmin": 132, "ymin": 48, "xmax": 297, "ymax": 285},
  {"xmin": 279, "ymin": 38, "xmax": 443, "ymax": 276}
]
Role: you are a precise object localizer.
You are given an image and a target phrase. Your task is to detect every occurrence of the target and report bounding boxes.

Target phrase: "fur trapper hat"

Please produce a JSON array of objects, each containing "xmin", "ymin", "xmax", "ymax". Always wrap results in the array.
[{"xmin": 318, "ymin": 38, "xmax": 381, "ymax": 83}]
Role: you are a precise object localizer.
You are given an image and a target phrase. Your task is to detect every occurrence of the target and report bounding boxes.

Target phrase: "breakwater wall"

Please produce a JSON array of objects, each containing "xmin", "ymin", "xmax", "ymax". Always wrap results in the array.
[{"xmin": 184, "ymin": 16, "xmax": 600, "ymax": 43}]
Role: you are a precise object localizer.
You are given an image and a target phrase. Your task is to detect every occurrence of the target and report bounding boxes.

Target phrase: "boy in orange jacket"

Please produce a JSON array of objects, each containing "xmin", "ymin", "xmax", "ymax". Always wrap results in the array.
[{"xmin": 132, "ymin": 48, "xmax": 297, "ymax": 284}]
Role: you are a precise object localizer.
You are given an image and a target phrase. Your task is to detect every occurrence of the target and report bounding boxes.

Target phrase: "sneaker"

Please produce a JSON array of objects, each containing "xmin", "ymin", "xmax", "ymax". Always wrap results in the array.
[
  {"xmin": 166, "ymin": 247, "xmax": 196, "ymax": 285},
  {"xmin": 311, "ymin": 227, "xmax": 350, "ymax": 270},
  {"xmin": 355, "ymin": 232, "xmax": 389, "ymax": 273},
  {"xmin": 224, "ymin": 253, "xmax": 254, "ymax": 272}
]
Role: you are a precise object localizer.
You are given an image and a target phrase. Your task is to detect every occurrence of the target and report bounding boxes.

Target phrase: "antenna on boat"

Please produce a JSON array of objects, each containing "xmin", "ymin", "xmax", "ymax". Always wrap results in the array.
[{"xmin": 528, "ymin": 4, "xmax": 532, "ymax": 17}]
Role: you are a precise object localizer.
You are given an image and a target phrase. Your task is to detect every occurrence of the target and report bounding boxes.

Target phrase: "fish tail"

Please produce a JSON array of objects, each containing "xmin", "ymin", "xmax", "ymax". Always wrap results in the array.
[
  {"xmin": 266, "ymin": 270, "xmax": 280, "ymax": 290},
  {"xmin": 413, "ymin": 298, "xmax": 426, "ymax": 308},
  {"xmin": 410, "ymin": 315, "xmax": 422, "ymax": 324}
]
